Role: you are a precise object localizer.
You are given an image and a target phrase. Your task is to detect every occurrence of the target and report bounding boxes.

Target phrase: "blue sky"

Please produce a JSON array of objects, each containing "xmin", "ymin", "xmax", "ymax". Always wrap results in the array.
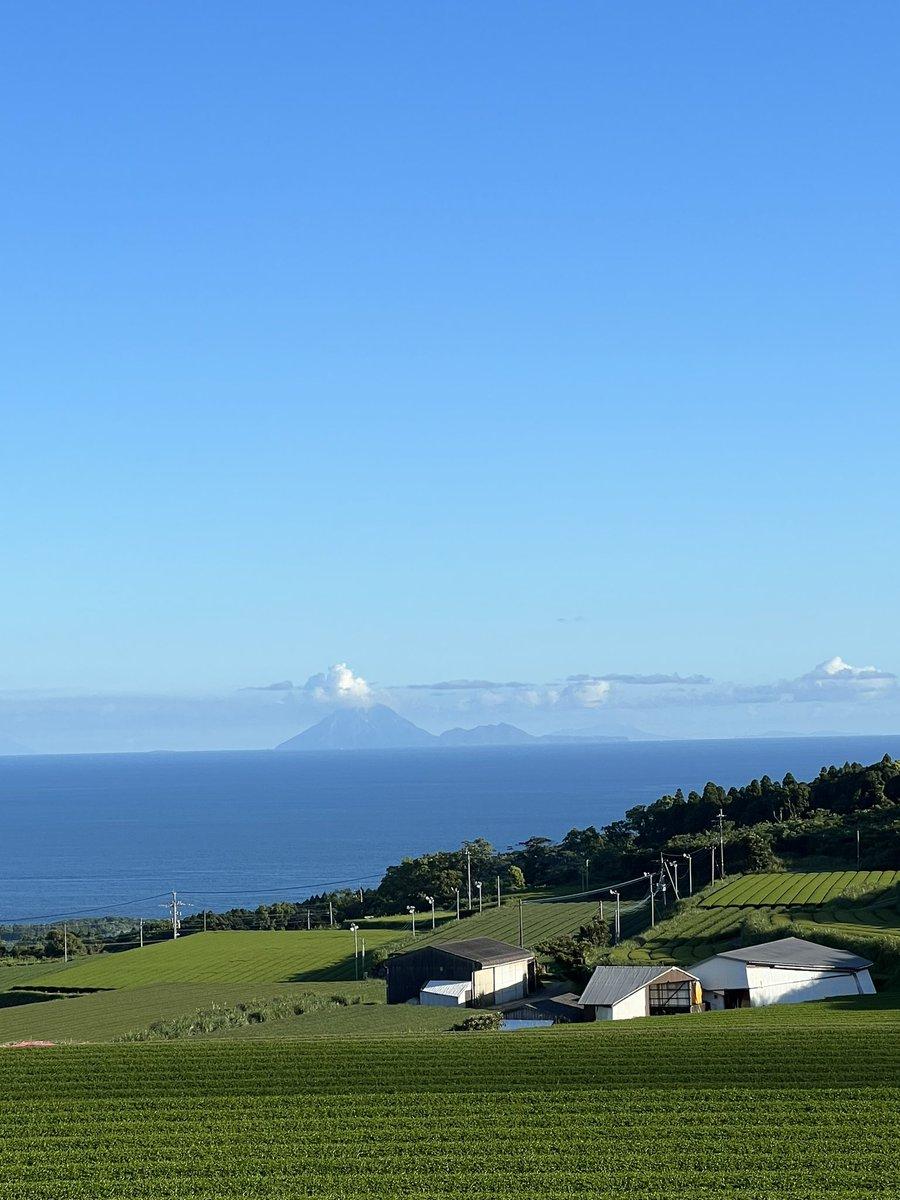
[{"xmin": 2, "ymin": 4, "xmax": 900, "ymax": 746}]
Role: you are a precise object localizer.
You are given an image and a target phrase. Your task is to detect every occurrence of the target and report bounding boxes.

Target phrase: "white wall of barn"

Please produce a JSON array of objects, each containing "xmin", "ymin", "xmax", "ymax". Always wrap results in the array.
[
  {"xmin": 593, "ymin": 989, "xmax": 648, "ymax": 1021},
  {"xmin": 472, "ymin": 962, "xmax": 528, "ymax": 1004},
  {"xmin": 744, "ymin": 965, "xmax": 875, "ymax": 1006},
  {"xmin": 691, "ymin": 955, "xmax": 752, "ymax": 992}
]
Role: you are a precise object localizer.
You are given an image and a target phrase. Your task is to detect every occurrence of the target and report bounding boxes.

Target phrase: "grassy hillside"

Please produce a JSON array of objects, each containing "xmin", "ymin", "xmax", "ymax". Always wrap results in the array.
[
  {"xmin": 0, "ymin": 982, "xmax": 378, "ymax": 1044},
  {"xmin": 2, "ymin": 1002, "xmax": 897, "ymax": 1198},
  {"xmin": 36, "ymin": 929, "xmax": 399, "ymax": 989}
]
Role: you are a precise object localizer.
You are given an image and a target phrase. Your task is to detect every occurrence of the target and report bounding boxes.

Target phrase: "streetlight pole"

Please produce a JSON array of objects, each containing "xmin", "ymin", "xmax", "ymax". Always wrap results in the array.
[
  {"xmin": 609, "ymin": 890, "xmax": 620, "ymax": 943},
  {"xmin": 424, "ymin": 895, "xmax": 435, "ymax": 930},
  {"xmin": 717, "ymin": 809, "xmax": 726, "ymax": 878},
  {"xmin": 350, "ymin": 923, "xmax": 359, "ymax": 980},
  {"xmin": 683, "ymin": 853, "xmax": 693, "ymax": 896},
  {"xmin": 454, "ymin": 887, "xmax": 460, "ymax": 920},
  {"xmin": 710, "ymin": 843, "xmax": 716, "ymax": 884},
  {"xmin": 475, "ymin": 881, "xmax": 483, "ymax": 914},
  {"xmin": 466, "ymin": 849, "xmax": 472, "ymax": 910},
  {"xmin": 585, "ymin": 857, "xmax": 590, "ymax": 892},
  {"xmin": 644, "ymin": 872, "xmax": 656, "ymax": 927},
  {"xmin": 496, "ymin": 875, "xmax": 501, "ymax": 909},
  {"xmin": 407, "ymin": 905, "xmax": 416, "ymax": 936}
]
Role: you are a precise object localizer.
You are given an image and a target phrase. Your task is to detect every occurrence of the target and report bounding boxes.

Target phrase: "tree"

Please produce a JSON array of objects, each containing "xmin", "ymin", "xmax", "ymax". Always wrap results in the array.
[
  {"xmin": 505, "ymin": 865, "xmax": 526, "ymax": 891},
  {"xmin": 44, "ymin": 927, "xmax": 85, "ymax": 958}
]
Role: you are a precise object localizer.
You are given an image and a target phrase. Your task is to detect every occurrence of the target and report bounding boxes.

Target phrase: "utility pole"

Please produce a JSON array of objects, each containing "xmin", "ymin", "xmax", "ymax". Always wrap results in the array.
[
  {"xmin": 517, "ymin": 899, "xmax": 524, "ymax": 949},
  {"xmin": 683, "ymin": 853, "xmax": 693, "ymax": 896},
  {"xmin": 475, "ymin": 881, "xmax": 483, "ymax": 914},
  {"xmin": 717, "ymin": 809, "xmax": 726, "ymax": 878},
  {"xmin": 424, "ymin": 895, "xmax": 435, "ymax": 930},
  {"xmin": 329, "ymin": 900, "xmax": 334, "ymax": 928},
  {"xmin": 609, "ymin": 890, "xmax": 620, "ymax": 943},
  {"xmin": 407, "ymin": 905, "xmax": 416, "ymax": 936},
  {"xmin": 164, "ymin": 891, "xmax": 184, "ymax": 938},
  {"xmin": 350, "ymin": 923, "xmax": 359, "ymax": 980},
  {"xmin": 63, "ymin": 923, "xmax": 68, "ymax": 963},
  {"xmin": 466, "ymin": 849, "xmax": 472, "ymax": 911}
]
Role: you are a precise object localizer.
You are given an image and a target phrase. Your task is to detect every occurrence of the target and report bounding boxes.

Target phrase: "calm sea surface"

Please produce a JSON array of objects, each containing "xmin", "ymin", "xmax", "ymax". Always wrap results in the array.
[{"xmin": 1, "ymin": 735, "xmax": 898, "ymax": 922}]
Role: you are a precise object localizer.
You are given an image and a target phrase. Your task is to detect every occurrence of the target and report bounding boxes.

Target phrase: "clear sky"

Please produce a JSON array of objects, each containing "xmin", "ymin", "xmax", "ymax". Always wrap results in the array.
[{"xmin": 2, "ymin": 4, "xmax": 899, "ymax": 746}]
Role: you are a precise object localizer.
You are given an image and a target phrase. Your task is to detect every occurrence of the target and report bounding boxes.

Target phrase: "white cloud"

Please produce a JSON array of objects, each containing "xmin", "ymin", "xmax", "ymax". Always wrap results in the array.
[{"xmin": 302, "ymin": 663, "xmax": 372, "ymax": 707}]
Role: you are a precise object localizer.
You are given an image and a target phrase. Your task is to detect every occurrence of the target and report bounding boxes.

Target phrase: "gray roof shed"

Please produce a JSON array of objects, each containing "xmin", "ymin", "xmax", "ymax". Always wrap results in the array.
[
  {"xmin": 432, "ymin": 937, "xmax": 532, "ymax": 967},
  {"xmin": 579, "ymin": 965, "xmax": 692, "ymax": 1008},
  {"xmin": 714, "ymin": 936, "xmax": 872, "ymax": 971}
]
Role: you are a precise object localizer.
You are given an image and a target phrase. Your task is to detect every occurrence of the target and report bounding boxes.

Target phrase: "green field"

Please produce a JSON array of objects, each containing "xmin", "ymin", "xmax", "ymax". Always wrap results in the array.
[
  {"xmin": 702, "ymin": 870, "xmax": 900, "ymax": 908},
  {"xmin": 400, "ymin": 896, "xmax": 633, "ymax": 951},
  {"xmin": 2, "ymin": 1002, "xmax": 897, "ymax": 1198},
  {"xmin": 0, "ymin": 981, "xmax": 383, "ymax": 1044},
  {"xmin": 35, "ymin": 929, "xmax": 398, "ymax": 989}
]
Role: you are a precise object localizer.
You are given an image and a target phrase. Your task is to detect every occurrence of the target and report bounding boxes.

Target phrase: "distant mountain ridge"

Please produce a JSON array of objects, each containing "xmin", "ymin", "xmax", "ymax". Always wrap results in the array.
[{"xmin": 274, "ymin": 706, "xmax": 642, "ymax": 752}]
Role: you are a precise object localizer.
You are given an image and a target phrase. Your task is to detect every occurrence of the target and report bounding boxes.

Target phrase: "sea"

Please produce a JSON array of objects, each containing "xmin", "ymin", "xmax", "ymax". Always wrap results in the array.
[{"xmin": 1, "ymin": 734, "xmax": 898, "ymax": 924}]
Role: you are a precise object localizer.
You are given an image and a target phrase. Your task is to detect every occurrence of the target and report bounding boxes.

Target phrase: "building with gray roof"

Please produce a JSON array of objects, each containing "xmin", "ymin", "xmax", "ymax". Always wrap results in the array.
[
  {"xmin": 691, "ymin": 936, "xmax": 876, "ymax": 1009},
  {"xmin": 577, "ymin": 965, "xmax": 701, "ymax": 1021}
]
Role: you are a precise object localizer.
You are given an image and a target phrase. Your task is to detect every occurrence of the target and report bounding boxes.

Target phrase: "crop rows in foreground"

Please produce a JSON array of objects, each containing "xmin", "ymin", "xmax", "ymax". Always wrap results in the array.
[{"xmin": 1, "ymin": 1009, "xmax": 898, "ymax": 1199}]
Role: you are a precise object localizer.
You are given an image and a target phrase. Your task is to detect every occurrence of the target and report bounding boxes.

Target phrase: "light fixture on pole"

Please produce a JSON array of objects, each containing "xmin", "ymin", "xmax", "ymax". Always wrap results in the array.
[
  {"xmin": 475, "ymin": 881, "xmax": 483, "ymax": 914},
  {"xmin": 424, "ymin": 895, "xmax": 435, "ymax": 930},
  {"xmin": 407, "ymin": 905, "xmax": 417, "ymax": 936},
  {"xmin": 609, "ymin": 890, "xmax": 620, "ymax": 943},
  {"xmin": 349, "ymin": 922, "xmax": 359, "ymax": 980}
]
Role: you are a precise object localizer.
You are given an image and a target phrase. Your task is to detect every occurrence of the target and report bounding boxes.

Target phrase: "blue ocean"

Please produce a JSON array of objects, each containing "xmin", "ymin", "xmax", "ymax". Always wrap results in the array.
[{"xmin": 1, "ymin": 735, "xmax": 898, "ymax": 923}]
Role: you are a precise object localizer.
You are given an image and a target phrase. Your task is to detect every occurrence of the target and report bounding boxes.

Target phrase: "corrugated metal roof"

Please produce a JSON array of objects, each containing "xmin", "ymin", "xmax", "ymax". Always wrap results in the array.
[
  {"xmin": 434, "ymin": 937, "xmax": 534, "ymax": 967},
  {"xmin": 420, "ymin": 980, "xmax": 472, "ymax": 997},
  {"xmin": 578, "ymin": 965, "xmax": 690, "ymax": 1007},
  {"xmin": 715, "ymin": 936, "xmax": 872, "ymax": 971}
]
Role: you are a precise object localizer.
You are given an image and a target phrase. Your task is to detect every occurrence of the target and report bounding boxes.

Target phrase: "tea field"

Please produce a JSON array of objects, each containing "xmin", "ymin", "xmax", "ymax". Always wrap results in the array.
[
  {"xmin": 0, "ymin": 981, "xmax": 382, "ymax": 1044},
  {"xmin": 35, "ymin": 929, "xmax": 399, "ymax": 989},
  {"xmin": 2, "ymin": 1001, "xmax": 897, "ymax": 1198},
  {"xmin": 702, "ymin": 870, "xmax": 900, "ymax": 908}
]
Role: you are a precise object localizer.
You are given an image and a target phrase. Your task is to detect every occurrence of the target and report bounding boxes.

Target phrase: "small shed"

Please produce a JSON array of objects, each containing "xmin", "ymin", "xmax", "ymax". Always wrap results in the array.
[
  {"xmin": 386, "ymin": 937, "xmax": 536, "ymax": 1006},
  {"xmin": 419, "ymin": 980, "xmax": 472, "ymax": 1006},
  {"xmin": 578, "ymin": 965, "xmax": 701, "ymax": 1021},
  {"xmin": 691, "ymin": 936, "xmax": 876, "ymax": 1009}
]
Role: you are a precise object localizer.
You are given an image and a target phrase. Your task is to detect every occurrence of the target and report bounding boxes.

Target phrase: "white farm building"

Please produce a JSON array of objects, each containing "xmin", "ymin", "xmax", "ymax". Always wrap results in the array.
[
  {"xmin": 692, "ymin": 936, "xmax": 876, "ymax": 1009},
  {"xmin": 578, "ymin": 965, "xmax": 702, "ymax": 1021}
]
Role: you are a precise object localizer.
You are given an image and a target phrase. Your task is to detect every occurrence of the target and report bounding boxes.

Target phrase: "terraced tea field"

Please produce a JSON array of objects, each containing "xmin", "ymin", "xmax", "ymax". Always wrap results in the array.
[
  {"xmin": 36, "ymin": 929, "xmax": 399, "ymax": 989},
  {"xmin": 616, "ymin": 871, "xmax": 900, "ymax": 968},
  {"xmin": 702, "ymin": 870, "xmax": 900, "ymax": 908},
  {"xmin": 2, "ymin": 1002, "xmax": 897, "ymax": 1198}
]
